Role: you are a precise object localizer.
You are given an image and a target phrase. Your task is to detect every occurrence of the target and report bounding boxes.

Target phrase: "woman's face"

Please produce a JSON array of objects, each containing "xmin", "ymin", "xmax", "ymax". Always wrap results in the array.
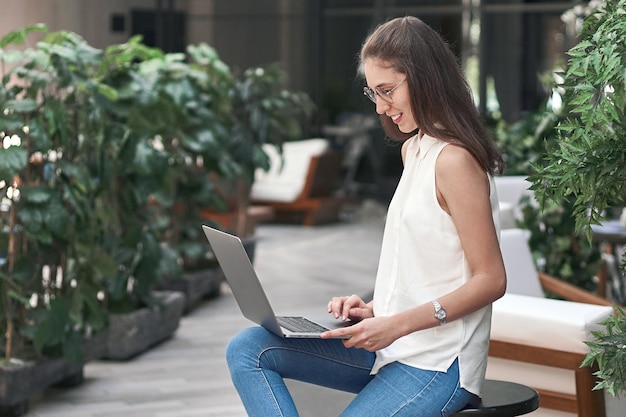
[{"xmin": 363, "ymin": 58, "xmax": 418, "ymax": 133}]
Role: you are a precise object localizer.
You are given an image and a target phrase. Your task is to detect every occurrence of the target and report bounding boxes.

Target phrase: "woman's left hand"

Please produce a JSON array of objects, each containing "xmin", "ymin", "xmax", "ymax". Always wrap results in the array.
[{"xmin": 320, "ymin": 316, "xmax": 399, "ymax": 351}]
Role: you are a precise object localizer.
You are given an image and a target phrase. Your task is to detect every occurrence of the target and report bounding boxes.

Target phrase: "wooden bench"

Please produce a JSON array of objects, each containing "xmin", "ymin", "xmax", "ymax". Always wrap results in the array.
[{"xmin": 488, "ymin": 228, "xmax": 619, "ymax": 417}]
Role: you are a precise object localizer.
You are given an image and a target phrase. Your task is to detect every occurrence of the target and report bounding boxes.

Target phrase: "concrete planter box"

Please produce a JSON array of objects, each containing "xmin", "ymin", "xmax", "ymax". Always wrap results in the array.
[
  {"xmin": 0, "ymin": 357, "xmax": 83, "ymax": 416},
  {"xmin": 102, "ymin": 291, "xmax": 185, "ymax": 361},
  {"xmin": 0, "ymin": 333, "xmax": 106, "ymax": 416},
  {"xmin": 157, "ymin": 237, "xmax": 255, "ymax": 313},
  {"xmin": 0, "ymin": 292, "xmax": 185, "ymax": 415},
  {"xmin": 158, "ymin": 266, "xmax": 224, "ymax": 313}
]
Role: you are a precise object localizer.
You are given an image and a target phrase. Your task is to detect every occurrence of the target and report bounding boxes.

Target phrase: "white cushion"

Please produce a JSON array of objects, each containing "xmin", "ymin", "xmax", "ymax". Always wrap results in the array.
[
  {"xmin": 494, "ymin": 175, "xmax": 533, "ymax": 206},
  {"xmin": 494, "ymin": 175, "xmax": 536, "ymax": 224},
  {"xmin": 251, "ymin": 138, "xmax": 329, "ymax": 203},
  {"xmin": 499, "ymin": 201, "xmax": 516, "ymax": 229},
  {"xmin": 492, "ymin": 293, "xmax": 614, "ymax": 353},
  {"xmin": 500, "ymin": 228, "xmax": 545, "ymax": 298}
]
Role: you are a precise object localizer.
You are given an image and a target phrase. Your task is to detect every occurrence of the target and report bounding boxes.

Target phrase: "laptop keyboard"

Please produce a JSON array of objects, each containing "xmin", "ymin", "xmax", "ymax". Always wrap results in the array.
[{"xmin": 277, "ymin": 316, "xmax": 330, "ymax": 333}]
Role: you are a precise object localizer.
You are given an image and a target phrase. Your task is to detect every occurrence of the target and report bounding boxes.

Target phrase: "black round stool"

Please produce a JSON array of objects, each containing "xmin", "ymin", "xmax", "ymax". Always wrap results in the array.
[{"xmin": 452, "ymin": 380, "xmax": 539, "ymax": 416}]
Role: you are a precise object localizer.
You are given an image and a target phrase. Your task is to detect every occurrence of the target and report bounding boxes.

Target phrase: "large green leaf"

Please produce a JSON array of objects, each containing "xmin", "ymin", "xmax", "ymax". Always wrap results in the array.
[
  {"xmin": 132, "ymin": 140, "xmax": 169, "ymax": 177},
  {"xmin": 0, "ymin": 24, "xmax": 47, "ymax": 48},
  {"xmin": 21, "ymin": 185, "xmax": 53, "ymax": 204},
  {"xmin": 132, "ymin": 232, "xmax": 162, "ymax": 297},
  {"xmin": 4, "ymin": 98, "xmax": 38, "ymax": 113},
  {"xmin": 61, "ymin": 330, "xmax": 84, "ymax": 365},
  {"xmin": 32, "ymin": 299, "xmax": 71, "ymax": 353},
  {"xmin": 0, "ymin": 146, "xmax": 28, "ymax": 181},
  {"xmin": 0, "ymin": 257, "xmax": 36, "ymax": 286},
  {"xmin": 43, "ymin": 199, "xmax": 71, "ymax": 238}
]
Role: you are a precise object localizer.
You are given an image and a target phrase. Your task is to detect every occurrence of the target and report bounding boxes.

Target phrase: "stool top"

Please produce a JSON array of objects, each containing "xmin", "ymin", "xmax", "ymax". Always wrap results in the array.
[{"xmin": 453, "ymin": 380, "xmax": 539, "ymax": 416}]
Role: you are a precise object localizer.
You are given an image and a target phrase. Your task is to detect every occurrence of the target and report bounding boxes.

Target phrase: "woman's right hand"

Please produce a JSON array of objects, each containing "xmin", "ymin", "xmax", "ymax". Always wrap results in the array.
[{"xmin": 327, "ymin": 295, "xmax": 374, "ymax": 322}]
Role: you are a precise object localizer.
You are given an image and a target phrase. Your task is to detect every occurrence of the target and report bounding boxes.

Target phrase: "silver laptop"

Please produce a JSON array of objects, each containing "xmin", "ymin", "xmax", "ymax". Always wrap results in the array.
[{"xmin": 202, "ymin": 225, "xmax": 351, "ymax": 338}]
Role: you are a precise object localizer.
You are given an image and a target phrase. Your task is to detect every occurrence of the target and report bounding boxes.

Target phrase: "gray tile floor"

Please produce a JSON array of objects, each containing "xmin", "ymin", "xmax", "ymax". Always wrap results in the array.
[{"xmin": 24, "ymin": 212, "xmax": 386, "ymax": 417}]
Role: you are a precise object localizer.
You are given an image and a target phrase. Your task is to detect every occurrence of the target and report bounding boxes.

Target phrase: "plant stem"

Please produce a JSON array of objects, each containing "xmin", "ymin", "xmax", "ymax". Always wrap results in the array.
[
  {"xmin": 5, "ymin": 197, "xmax": 16, "ymax": 362},
  {"xmin": 236, "ymin": 182, "xmax": 250, "ymax": 238}
]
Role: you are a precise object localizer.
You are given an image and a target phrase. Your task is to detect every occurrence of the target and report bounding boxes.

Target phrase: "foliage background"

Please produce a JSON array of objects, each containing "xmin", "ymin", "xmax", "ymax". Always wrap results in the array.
[
  {"xmin": 522, "ymin": 0, "xmax": 626, "ymax": 397},
  {"xmin": 490, "ymin": 105, "xmax": 603, "ymax": 294},
  {"xmin": 0, "ymin": 26, "xmax": 313, "ymax": 363}
]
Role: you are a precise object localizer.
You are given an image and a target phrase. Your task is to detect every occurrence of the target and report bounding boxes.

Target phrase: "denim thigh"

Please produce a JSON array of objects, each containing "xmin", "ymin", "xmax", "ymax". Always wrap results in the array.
[
  {"xmin": 340, "ymin": 358, "xmax": 474, "ymax": 417},
  {"xmin": 226, "ymin": 326, "xmax": 376, "ymax": 417}
]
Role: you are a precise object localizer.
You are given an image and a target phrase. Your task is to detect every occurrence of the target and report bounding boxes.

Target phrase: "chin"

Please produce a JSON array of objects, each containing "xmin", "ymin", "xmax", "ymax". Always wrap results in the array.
[{"xmin": 399, "ymin": 125, "xmax": 418, "ymax": 134}]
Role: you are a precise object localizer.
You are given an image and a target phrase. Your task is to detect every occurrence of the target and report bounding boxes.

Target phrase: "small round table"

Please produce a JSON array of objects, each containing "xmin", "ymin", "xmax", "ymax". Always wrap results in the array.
[{"xmin": 452, "ymin": 380, "xmax": 539, "ymax": 416}]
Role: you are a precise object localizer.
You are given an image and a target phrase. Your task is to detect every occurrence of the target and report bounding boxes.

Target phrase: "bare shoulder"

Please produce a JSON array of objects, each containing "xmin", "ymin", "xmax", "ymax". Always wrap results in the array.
[
  {"xmin": 436, "ymin": 144, "xmax": 483, "ymax": 177},
  {"xmin": 435, "ymin": 144, "xmax": 491, "ymax": 223}
]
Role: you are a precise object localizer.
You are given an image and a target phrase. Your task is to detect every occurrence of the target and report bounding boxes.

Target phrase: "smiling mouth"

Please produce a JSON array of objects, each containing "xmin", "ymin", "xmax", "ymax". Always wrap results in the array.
[{"xmin": 390, "ymin": 113, "xmax": 402, "ymax": 123}]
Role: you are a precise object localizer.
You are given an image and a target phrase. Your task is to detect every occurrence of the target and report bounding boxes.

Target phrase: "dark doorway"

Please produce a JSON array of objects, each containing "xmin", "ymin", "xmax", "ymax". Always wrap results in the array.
[{"xmin": 131, "ymin": 9, "xmax": 186, "ymax": 53}]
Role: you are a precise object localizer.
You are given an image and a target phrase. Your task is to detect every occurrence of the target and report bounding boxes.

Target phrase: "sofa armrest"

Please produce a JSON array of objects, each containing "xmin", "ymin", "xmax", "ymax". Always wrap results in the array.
[{"xmin": 538, "ymin": 272, "xmax": 615, "ymax": 307}]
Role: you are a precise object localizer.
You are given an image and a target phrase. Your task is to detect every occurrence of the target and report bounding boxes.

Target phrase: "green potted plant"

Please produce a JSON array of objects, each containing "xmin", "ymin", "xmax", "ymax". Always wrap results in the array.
[
  {"xmin": 0, "ymin": 25, "xmax": 236, "ymax": 410},
  {"xmin": 528, "ymin": 0, "xmax": 626, "ymax": 398},
  {"xmin": 202, "ymin": 63, "xmax": 315, "ymax": 240},
  {"xmin": 74, "ymin": 38, "xmax": 242, "ymax": 356},
  {"xmin": 144, "ymin": 42, "xmax": 241, "ymax": 311},
  {"xmin": 0, "ymin": 24, "xmax": 114, "ymax": 414},
  {"xmin": 0, "ymin": 22, "xmax": 314, "ymax": 412}
]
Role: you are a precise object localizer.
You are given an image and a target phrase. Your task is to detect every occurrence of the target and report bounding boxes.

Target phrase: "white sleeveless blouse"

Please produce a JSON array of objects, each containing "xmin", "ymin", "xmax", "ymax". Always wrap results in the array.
[{"xmin": 370, "ymin": 133, "xmax": 500, "ymax": 397}]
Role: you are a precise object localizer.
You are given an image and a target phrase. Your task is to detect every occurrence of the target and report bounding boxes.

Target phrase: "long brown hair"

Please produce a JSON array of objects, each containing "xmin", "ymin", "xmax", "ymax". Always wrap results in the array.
[{"xmin": 360, "ymin": 16, "xmax": 503, "ymax": 175}]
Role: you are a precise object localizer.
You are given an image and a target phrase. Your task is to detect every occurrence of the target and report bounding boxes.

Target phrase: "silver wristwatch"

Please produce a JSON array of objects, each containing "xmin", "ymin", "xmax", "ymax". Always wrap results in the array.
[{"xmin": 432, "ymin": 300, "xmax": 447, "ymax": 326}]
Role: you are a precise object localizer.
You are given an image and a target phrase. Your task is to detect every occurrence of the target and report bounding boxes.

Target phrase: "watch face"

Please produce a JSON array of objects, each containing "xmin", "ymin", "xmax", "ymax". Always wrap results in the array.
[{"xmin": 435, "ymin": 310, "xmax": 446, "ymax": 320}]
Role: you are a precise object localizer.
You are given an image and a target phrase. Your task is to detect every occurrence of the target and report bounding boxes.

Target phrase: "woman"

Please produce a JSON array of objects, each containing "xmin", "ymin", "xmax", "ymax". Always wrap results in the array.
[{"xmin": 226, "ymin": 16, "xmax": 506, "ymax": 417}]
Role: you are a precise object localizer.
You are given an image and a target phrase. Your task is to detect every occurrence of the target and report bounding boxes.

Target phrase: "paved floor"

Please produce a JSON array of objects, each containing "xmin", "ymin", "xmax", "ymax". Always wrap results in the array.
[{"xmin": 24, "ymin": 208, "xmax": 387, "ymax": 417}]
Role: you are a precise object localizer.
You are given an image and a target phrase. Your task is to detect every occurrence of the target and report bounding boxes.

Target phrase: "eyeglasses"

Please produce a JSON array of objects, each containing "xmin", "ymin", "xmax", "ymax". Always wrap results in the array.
[{"xmin": 363, "ymin": 79, "xmax": 406, "ymax": 104}]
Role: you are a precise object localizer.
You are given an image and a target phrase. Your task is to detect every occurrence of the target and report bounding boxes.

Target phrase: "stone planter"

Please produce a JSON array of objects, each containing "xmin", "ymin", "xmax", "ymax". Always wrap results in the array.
[
  {"xmin": 0, "ymin": 357, "xmax": 84, "ymax": 416},
  {"xmin": 0, "ymin": 332, "xmax": 106, "ymax": 416},
  {"xmin": 158, "ymin": 237, "xmax": 256, "ymax": 313},
  {"xmin": 158, "ymin": 265, "xmax": 225, "ymax": 313},
  {"xmin": 102, "ymin": 291, "xmax": 185, "ymax": 361}
]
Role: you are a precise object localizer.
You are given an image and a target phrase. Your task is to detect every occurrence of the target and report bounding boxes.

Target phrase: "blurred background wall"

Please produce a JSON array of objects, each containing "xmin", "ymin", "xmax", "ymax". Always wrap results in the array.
[{"xmin": 0, "ymin": 0, "xmax": 584, "ymax": 128}]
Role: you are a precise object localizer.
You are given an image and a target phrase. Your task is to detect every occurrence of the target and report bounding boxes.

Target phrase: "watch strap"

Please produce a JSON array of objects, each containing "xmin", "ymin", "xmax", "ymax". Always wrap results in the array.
[{"xmin": 432, "ymin": 299, "xmax": 447, "ymax": 325}]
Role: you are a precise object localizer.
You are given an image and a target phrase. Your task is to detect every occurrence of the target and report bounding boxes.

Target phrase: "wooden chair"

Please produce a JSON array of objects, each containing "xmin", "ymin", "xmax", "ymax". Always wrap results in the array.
[
  {"xmin": 251, "ymin": 139, "xmax": 347, "ymax": 226},
  {"xmin": 201, "ymin": 204, "xmax": 275, "ymax": 237},
  {"xmin": 488, "ymin": 228, "xmax": 620, "ymax": 417}
]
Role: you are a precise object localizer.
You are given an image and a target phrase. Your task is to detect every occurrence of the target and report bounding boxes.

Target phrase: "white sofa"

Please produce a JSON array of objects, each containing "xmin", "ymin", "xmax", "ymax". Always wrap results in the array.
[
  {"xmin": 251, "ymin": 138, "xmax": 331, "ymax": 203},
  {"xmin": 488, "ymin": 228, "xmax": 623, "ymax": 417},
  {"xmin": 250, "ymin": 138, "xmax": 345, "ymax": 225}
]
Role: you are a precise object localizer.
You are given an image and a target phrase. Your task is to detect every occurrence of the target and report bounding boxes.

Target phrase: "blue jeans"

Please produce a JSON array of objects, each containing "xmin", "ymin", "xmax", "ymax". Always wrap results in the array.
[{"xmin": 226, "ymin": 326, "xmax": 476, "ymax": 417}]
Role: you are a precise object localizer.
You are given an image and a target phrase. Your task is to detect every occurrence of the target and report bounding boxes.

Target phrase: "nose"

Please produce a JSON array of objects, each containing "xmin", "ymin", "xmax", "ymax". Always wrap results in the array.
[{"xmin": 375, "ymin": 99, "xmax": 390, "ymax": 115}]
